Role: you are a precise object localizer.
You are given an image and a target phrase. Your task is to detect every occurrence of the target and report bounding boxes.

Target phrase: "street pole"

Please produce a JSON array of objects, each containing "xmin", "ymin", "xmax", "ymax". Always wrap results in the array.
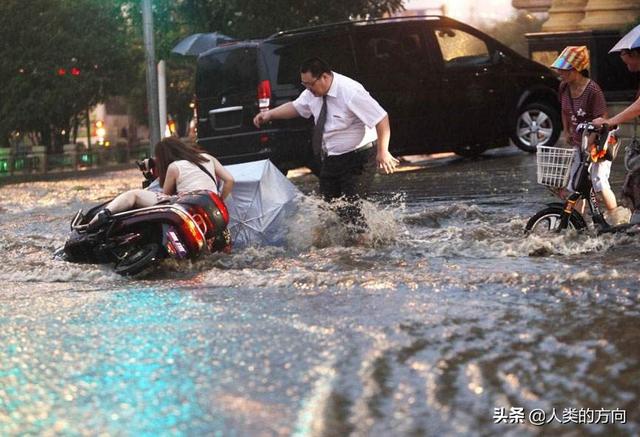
[
  {"xmin": 142, "ymin": 0, "xmax": 160, "ymax": 155},
  {"xmin": 85, "ymin": 107, "xmax": 91, "ymax": 150},
  {"xmin": 158, "ymin": 60, "xmax": 167, "ymax": 138}
]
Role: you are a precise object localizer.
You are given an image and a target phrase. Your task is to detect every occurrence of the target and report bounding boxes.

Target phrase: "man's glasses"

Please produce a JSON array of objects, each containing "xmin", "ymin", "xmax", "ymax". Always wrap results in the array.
[{"xmin": 301, "ymin": 76, "xmax": 321, "ymax": 88}]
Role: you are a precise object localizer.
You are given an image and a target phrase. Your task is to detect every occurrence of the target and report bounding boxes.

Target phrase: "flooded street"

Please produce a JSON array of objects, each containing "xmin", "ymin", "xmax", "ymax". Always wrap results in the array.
[{"xmin": 1, "ymin": 148, "xmax": 638, "ymax": 436}]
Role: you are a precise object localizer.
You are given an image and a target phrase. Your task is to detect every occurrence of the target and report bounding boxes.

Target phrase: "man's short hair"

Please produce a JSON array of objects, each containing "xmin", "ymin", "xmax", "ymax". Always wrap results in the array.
[{"xmin": 300, "ymin": 57, "xmax": 332, "ymax": 78}]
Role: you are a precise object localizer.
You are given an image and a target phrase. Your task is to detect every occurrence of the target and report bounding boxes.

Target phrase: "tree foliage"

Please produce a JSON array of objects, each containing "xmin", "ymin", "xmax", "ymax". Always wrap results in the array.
[
  {"xmin": 0, "ymin": 0, "xmax": 136, "ymax": 150},
  {"xmin": 0, "ymin": 0, "xmax": 404, "ymax": 147},
  {"xmin": 176, "ymin": 0, "xmax": 404, "ymax": 40}
]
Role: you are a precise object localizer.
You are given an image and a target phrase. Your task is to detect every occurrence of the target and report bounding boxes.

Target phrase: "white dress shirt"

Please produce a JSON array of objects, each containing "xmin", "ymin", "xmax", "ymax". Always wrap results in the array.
[{"xmin": 292, "ymin": 72, "xmax": 387, "ymax": 156}]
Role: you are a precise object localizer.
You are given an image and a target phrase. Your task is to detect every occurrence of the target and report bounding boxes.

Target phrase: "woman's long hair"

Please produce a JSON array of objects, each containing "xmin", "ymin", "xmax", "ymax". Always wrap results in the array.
[{"xmin": 154, "ymin": 137, "xmax": 208, "ymax": 187}]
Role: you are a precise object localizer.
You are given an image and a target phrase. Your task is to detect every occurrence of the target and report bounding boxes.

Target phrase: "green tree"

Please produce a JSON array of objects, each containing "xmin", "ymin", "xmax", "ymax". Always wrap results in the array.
[
  {"xmin": 0, "ymin": 0, "xmax": 135, "ymax": 150},
  {"xmin": 177, "ymin": 0, "xmax": 404, "ymax": 39},
  {"xmin": 114, "ymin": 0, "xmax": 196, "ymax": 135}
]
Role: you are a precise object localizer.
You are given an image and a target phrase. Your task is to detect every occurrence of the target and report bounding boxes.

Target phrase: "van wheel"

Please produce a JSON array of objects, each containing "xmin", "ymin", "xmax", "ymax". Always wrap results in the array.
[
  {"xmin": 512, "ymin": 103, "xmax": 560, "ymax": 153},
  {"xmin": 454, "ymin": 143, "xmax": 488, "ymax": 158}
]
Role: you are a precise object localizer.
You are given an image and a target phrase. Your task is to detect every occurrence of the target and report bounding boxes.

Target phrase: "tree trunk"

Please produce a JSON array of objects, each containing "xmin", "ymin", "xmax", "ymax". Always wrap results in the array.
[
  {"xmin": 72, "ymin": 114, "xmax": 79, "ymax": 144},
  {"xmin": 41, "ymin": 126, "xmax": 52, "ymax": 152}
]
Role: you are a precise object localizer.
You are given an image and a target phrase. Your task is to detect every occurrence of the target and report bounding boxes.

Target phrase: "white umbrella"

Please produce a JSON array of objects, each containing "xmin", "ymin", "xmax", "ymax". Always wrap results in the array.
[
  {"xmin": 610, "ymin": 24, "xmax": 640, "ymax": 53},
  {"xmin": 225, "ymin": 160, "xmax": 301, "ymax": 247},
  {"xmin": 171, "ymin": 32, "xmax": 234, "ymax": 56}
]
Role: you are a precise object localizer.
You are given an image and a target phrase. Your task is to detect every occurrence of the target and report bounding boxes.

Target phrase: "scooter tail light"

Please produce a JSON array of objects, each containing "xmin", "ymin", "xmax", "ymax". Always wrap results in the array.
[{"xmin": 182, "ymin": 218, "xmax": 205, "ymax": 250}]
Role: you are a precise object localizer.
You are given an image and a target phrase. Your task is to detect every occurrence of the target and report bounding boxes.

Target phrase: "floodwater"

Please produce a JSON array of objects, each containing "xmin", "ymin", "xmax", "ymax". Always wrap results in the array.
[{"xmin": 0, "ymin": 148, "xmax": 638, "ymax": 436}]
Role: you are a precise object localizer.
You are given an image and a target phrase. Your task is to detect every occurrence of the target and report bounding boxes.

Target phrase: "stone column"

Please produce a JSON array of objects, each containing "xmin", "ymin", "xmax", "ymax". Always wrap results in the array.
[
  {"xmin": 542, "ymin": 0, "xmax": 589, "ymax": 31},
  {"xmin": 512, "ymin": 0, "xmax": 553, "ymax": 13},
  {"xmin": 578, "ymin": 0, "xmax": 640, "ymax": 30}
]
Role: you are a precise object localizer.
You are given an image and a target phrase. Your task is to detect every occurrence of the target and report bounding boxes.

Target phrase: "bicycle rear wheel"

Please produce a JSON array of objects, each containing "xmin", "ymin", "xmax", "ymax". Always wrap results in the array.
[{"xmin": 525, "ymin": 206, "xmax": 587, "ymax": 235}]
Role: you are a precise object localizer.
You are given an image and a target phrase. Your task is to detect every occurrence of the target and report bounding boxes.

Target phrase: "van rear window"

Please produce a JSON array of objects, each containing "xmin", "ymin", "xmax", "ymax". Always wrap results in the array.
[
  {"xmin": 266, "ymin": 34, "xmax": 356, "ymax": 85},
  {"xmin": 196, "ymin": 48, "xmax": 258, "ymax": 98}
]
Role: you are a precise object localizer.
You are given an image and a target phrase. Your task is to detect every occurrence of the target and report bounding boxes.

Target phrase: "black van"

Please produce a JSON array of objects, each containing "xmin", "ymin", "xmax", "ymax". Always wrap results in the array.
[{"xmin": 195, "ymin": 16, "xmax": 561, "ymax": 173}]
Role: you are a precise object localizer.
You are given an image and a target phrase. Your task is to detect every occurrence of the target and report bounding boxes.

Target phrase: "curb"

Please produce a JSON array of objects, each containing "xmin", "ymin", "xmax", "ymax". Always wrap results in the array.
[{"xmin": 0, "ymin": 163, "xmax": 136, "ymax": 186}]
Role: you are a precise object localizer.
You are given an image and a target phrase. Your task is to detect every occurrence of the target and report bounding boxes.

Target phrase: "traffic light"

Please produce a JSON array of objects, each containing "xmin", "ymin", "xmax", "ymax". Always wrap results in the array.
[{"xmin": 56, "ymin": 58, "xmax": 81, "ymax": 76}]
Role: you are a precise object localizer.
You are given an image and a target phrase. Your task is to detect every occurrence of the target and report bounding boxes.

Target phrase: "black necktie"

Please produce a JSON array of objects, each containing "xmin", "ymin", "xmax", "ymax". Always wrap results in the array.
[{"xmin": 312, "ymin": 95, "xmax": 327, "ymax": 158}]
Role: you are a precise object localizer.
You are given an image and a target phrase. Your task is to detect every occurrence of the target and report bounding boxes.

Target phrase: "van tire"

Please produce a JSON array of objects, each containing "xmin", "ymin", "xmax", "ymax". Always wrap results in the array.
[
  {"xmin": 454, "ymin": 143, "xmax": 488, "ymax": 158},
  {"xmin": 512, "ymin": 102, "xmax": 561, "ymax": 153}
]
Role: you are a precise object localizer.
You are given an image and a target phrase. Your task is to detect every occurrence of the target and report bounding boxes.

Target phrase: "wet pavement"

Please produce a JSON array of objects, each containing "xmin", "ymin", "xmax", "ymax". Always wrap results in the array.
[{"xmin": 0, "ymin": 147, "xmax": 638, "ymax": 436}]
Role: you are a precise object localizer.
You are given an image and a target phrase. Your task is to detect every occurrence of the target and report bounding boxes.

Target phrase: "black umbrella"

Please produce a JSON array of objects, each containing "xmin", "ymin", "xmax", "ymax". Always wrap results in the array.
[{"xmin": 171, "ymin": 32, "xmax": 234, "ymax": 56}]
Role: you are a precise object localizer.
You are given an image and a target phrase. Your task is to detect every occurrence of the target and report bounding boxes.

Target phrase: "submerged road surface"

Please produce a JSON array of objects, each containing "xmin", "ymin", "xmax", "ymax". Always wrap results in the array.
[{"xmin": 0, "ymin": 148, "xmax": 638, "ymax": 436}]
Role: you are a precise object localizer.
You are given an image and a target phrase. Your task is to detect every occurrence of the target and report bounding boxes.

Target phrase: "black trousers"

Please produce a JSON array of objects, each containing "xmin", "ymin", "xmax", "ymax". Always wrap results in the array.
[{"xmin": 319, "ymin": 144, "xmax": 376, "ymax": 232}]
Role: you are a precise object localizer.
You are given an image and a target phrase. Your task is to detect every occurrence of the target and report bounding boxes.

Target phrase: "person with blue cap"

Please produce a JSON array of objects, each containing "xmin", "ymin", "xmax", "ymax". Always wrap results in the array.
[
  {"xmin": 593, "ymin": 25, "xmax": 640, "ymax": 223},
  {"xmin": 593, "ymin": 25, "xmax": 640, "ymax": 127}
]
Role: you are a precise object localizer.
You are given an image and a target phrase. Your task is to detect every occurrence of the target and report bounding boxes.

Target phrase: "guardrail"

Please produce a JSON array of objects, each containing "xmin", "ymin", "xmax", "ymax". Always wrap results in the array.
[{"xmin": 0, "ymin": 142, "xmax": 152, "ymax": 178}]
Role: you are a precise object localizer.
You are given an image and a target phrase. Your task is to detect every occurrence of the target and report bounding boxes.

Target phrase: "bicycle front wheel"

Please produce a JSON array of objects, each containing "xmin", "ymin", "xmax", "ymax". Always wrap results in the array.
[{"xmin": 525, "ymin": 206, "xmax": 587, "ymax": 235}]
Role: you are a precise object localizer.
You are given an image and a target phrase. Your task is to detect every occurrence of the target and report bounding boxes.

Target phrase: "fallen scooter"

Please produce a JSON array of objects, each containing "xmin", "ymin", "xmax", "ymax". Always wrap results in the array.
[
  {"xmin": 56, "ymin": 159, "xmax": 231, "ymax": 276},
  {"xmin": 525, "ymin": 122, "xmax": 636, "ymax": 235}
]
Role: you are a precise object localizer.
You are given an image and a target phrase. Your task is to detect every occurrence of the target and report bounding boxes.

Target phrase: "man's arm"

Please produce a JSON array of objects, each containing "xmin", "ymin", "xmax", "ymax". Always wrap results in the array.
[
  {"xmin": 253, "ymin": 102, "xmax": 300, "ymax": 128},
  {"xmin": 375, "ymin": 115, "xmax": 399, "ymax": 174}
]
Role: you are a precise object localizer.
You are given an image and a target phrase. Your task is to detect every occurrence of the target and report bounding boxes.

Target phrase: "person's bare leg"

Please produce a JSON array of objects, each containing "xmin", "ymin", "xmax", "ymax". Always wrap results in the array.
[
  {"xmin": 104, "ymin": 189, "xmax": 158, "ymax": 214},
  {"xmin": 599, "ymin": 188, "xmax": 617, "ymax": 211},
  {"xmin": 598, "ymin": 188, "xmax": 629, "ymax": 225},
  {"xmin": 88, "ymin": 189, "xmax": 157, "ymax": 227}
]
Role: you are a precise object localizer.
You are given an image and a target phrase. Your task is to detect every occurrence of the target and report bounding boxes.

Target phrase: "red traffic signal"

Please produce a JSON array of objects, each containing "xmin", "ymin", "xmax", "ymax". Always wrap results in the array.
[{"xmin": 56, "ymin": 67, "xmax": 81, "ymax": 76}]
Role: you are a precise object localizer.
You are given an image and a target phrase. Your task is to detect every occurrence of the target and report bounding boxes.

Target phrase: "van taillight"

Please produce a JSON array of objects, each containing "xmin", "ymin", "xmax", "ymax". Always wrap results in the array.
[{"xmin": 257, "ymin": 80, "xmax": 271, "ymax": 112}]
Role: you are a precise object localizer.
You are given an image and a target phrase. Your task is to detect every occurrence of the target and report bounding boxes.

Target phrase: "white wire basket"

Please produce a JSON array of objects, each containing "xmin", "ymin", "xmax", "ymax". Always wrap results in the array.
[{"xmin": 536, "ymin": 145, "xmax": 575, "ymax": 188}]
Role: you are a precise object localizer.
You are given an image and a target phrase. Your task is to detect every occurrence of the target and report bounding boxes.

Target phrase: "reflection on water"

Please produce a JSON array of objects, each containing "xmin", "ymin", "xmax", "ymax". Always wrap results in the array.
[{"xmin": 0, "ymin": 156, "xmax": 639, "ymax": 435}]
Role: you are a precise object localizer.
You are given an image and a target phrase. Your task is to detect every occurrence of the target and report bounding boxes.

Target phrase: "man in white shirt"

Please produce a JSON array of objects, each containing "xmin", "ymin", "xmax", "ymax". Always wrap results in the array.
[{"xmin": 253, "ymin": 57, "xmax": 398, "ymax": 237}]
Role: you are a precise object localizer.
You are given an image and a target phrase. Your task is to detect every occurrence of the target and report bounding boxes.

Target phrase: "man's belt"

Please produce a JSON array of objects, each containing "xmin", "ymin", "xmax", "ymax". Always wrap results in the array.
[{"xmin": 325, "ymin": 141, "xmax": 375, "ymax": 159}]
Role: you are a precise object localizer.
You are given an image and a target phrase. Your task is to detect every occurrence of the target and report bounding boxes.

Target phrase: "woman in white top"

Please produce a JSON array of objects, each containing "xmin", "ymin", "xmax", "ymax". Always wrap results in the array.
[{"xmin": 88, "ymin": 137, "xmax": 234, "ymax": 229}]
